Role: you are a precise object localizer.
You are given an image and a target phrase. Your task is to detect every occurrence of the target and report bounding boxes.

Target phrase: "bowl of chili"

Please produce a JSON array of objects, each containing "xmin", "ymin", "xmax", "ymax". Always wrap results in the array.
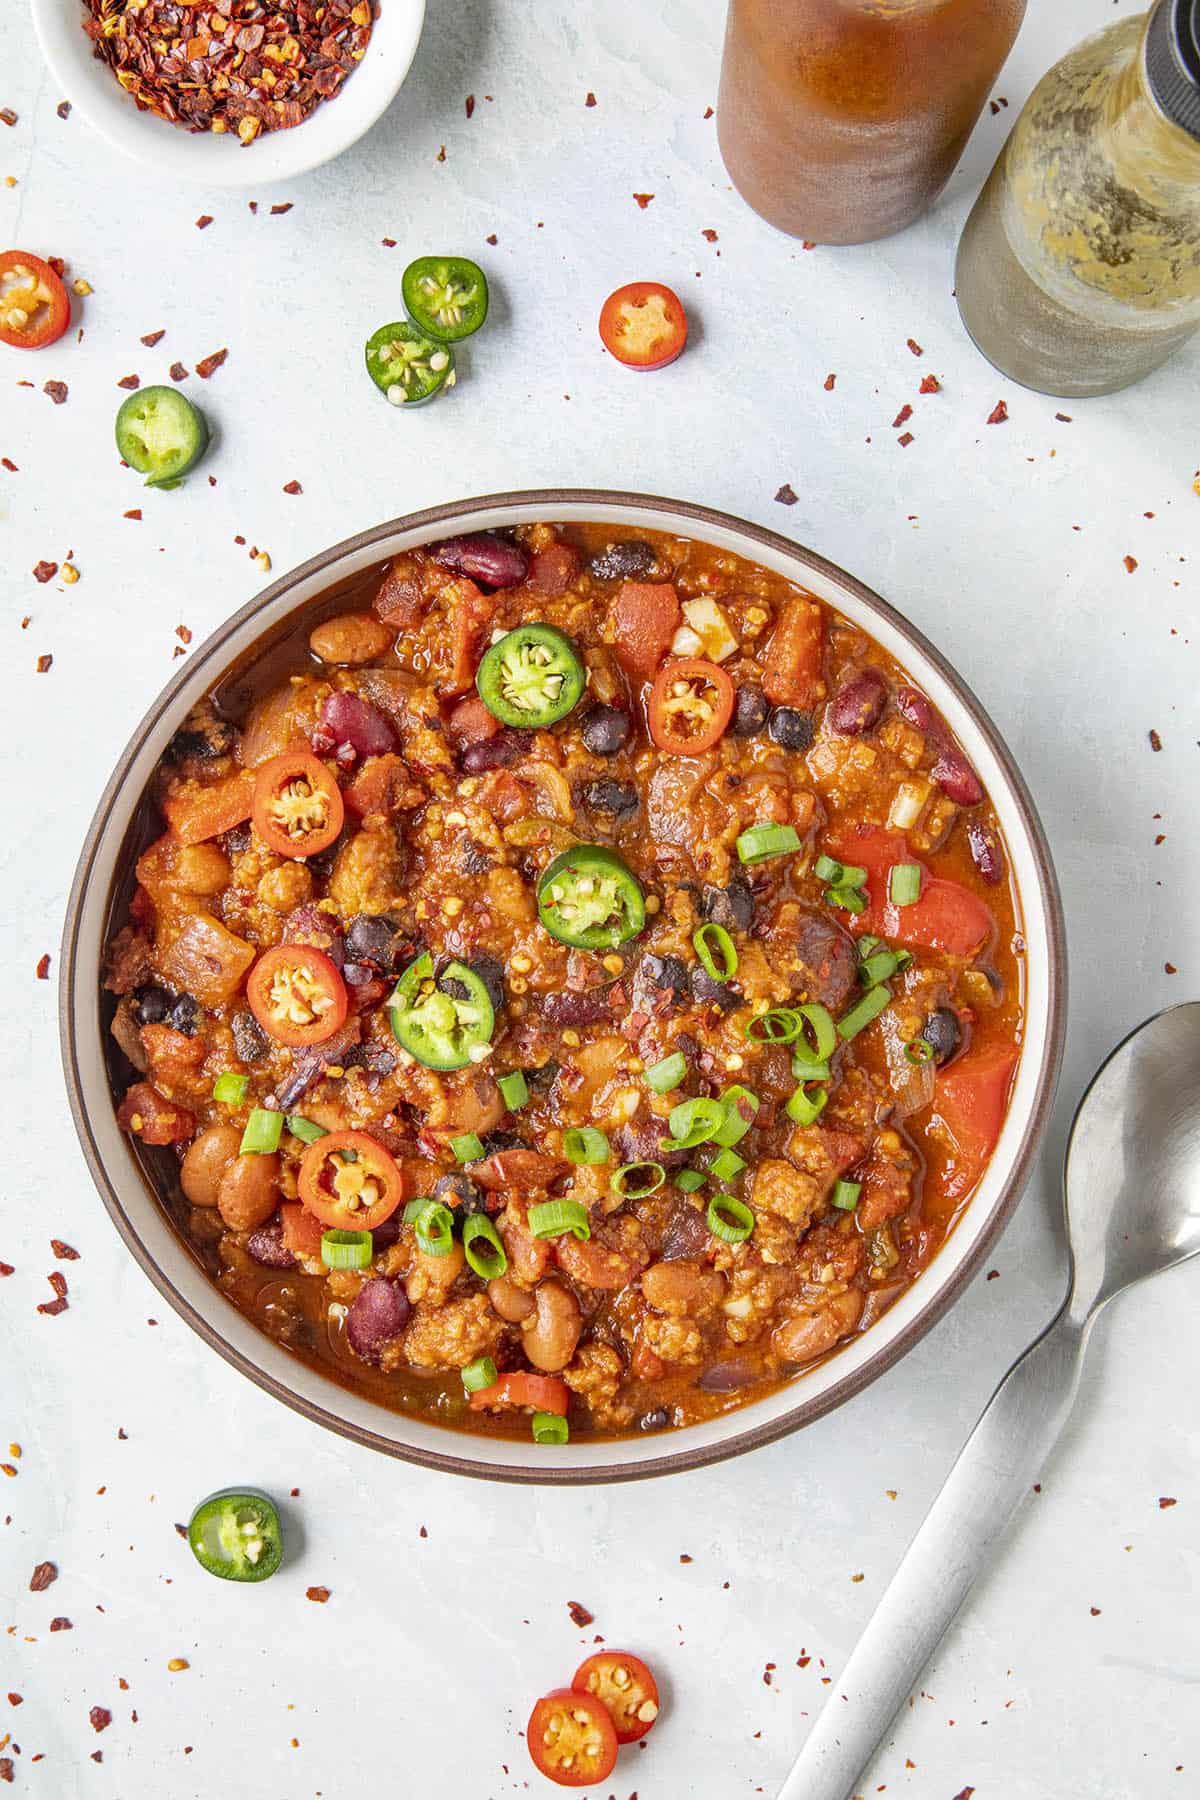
[
  {"xmin": 61, "ymin": 490, "xmax": 1066, "ymax": 1485},
  {"xmin": 31, "ymin": 0, "xmax": 426, "ymax": 186}
]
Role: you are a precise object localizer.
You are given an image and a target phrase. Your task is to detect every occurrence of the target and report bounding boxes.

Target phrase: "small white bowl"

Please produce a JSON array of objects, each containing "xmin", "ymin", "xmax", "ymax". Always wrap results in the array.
[{"xmin": 31, "ymin": 0, "xmax": 426, "ymax": 187}]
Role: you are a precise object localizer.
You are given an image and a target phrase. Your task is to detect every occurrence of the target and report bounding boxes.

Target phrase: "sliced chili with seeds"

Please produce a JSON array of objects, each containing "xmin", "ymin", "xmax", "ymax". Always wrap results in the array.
[
  {"xmin": 476, "ymin": 624, "xmax": 586, "ymax": 727},
  {"xmin": 571, "ymin": 1651, "xmax": 661, "ymax": 1744},
  {"xmin": 246, "ymin": 945, "xmax": 348, "ymax": 1047},
  {"xmin": 187, "ymin": 1489, "xmax": 282, "ymax": 1583},
  {"xmin": 536, "ymin": 845, "xmax": 645, "ymax": 950},
  {"xmin": 297, "ymin": 1131, "xmax": 405, "ymax": 1232},
  {"xmin": 0, "ymin": 252, "xmax": 70, "ymax": 350},
  {"xmin": 251, "ymin": 752, "xmax": 344, "ymax": 859},
  {"xmin": 402, "ymin": 255, "xmax": 489, "ymax": 342},
  {"xmin": 527, "ymin": 1688, "xmax": 619, "ymax": 1786},
  {"xmin": 648, "ymin": 657, "xmax": 735, "ymax": 753},
  {"xmin": 388, "ymin": 953, "xmax": 495, "ymax": 1070}
]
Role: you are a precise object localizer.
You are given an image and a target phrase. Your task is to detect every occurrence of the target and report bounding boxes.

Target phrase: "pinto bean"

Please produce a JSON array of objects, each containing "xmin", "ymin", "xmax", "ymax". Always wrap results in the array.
[
  {"xmin": 216, "ymin": 1151, "xmax": 280, "ymax": 1232},
  {"xmin": 773, "ymin": 1288, "xmax": 864, "ymax": 1365},
  {"xmin": 309, "ymin": 612, "xmax": 393, "ymax": 667},
  {"xmin": 521, "ymin": 1281, "xmax": 583, "ymax": 1371},
  {"xmin": 641, "ymin": 1259, "xmax": 726, "ymax": 1316},
  {"xmin": 180, "ymin": 1124, "xmax": 242, "ymax": 1209},
  {"xmin": 827, "ymin": 670, "xmax": 887, "ymax": 736},
  {"xmin": 488, "ymin": 1276, "xmax": 536, "ymax": 1323}
]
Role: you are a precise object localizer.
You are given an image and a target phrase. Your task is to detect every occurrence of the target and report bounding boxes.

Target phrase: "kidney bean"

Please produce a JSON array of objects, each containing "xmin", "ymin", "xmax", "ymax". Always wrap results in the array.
[
  {"xmin": 344, "ymin": 913, "xmax": 406, "ymax": 972},
  {"xmin": 346, "ymin": 1278, "xmax": 410, "ymax": 1361},
  {"xmin": 318, "ymin": 691, "xmax": 396, "ymax": 760},
  {"xmin": 587, "ymin": 539, "xmax": 656, "ymax": 582},
  {"xmin": 246, "ymin": 1224, "xmax": 298, "ymax": 1269},
  {"xmin": 967, "ymin": 819, "xmax": 1006, "ymax": 885},
  {"xmin": 932, "ymin": 746, "xmax": 984, "ymax": 807},
  {"xmin": 696, "ymin": 1355, "xmax": 761, "ymax": 1393},
  {"xmin": 538, "ymin": 986, "xmax": 619, "ymax": 1026},
  {"xmin": 828, "ymin": 669, "xmax": 887, "ymax": 736},
  {"xmin": 432, "ymin": 532, "xmax": 528, "ymax": 589},
  {"xmin": 580, "ymin": 705, "xmax": 631, "ymax": 756},
  {"xmin": 460, "ymin": 731, "xmax": 523, "ymax": 772},
  {"xmin": 894, "ymin": 685, "xmax": 940, "ymax": 737}
]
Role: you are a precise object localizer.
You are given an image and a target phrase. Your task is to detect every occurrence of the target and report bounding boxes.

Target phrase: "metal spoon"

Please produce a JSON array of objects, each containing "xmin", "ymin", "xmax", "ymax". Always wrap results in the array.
[{"xmin": 777, "ymin": 1002, "xmax": 1200, "ymax": 1800}]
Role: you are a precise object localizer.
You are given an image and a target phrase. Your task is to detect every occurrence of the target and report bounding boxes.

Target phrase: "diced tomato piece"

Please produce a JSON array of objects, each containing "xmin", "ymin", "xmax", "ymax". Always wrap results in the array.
[
  {"xmin": 162, "ymin": 769, "xmax": 255, "ymax": 845},
  {"xmin": 763, "ymin": 596, "xmax": 826, "ymax": 708},
  {"xmin": 931, "ymin": 1046, "xmax": 1018, "ymax": 1202},
  {"xmin": 525, "ymin": 542, "xmax": 580, "ymax": 596},
  {"xmin": 572, "ymin": 1651, "xmax": 661, "ymax": 1744},
  {"xmin": 443, "ymin": 578, "xmax": 498, "ymax": 695},
  {"xmin": 469, "ymin": 1371, "xmax": 570, "ymax": 1415},
  {"xmin": 280, "ymin": 1203, "xmax": 327, "ymax": 1260},
  {"xmin": 472, "ymin": 1148, "xmax": 567, "ymax": 1191},
  {"xmin": 445, "ymin": 694, "xmax": 501, "ymax": 746},
  {"xmin": 373, "ymin": 555, "xmax": 426, "ymax": 628},
  {"xmin": 527, "ymin": 1688, "xmax": 619, "ymax": 1787},
  {"xmin": 610, "ymin": 581, "xmax": 681, "ymax": 686},
  {"xmin": 827, "ymin": 828, "xmax": 991, "ymax": 958},
  {"xmin": 139, "ymin": 1022, "xmax": 206, "ymax": 1079},
  {"xmin": 117, "ymin": 1082, "xmax": 196, "ymax": 1145},
  {"xmin": 631, "ymin": 1340, "xmax": 666, "ymax": 1381},
  {"xmin": 342, "ymin": 753, "xmax": 424, "ymax": 819}
]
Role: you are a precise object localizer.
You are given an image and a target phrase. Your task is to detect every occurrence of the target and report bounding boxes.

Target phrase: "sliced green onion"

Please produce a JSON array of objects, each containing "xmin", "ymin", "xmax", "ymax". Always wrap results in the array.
[
  {"xmin": 814, "ymin": 854, "xmax": 868, "ymax": 887},
  {"xmin": 710, "ymin": 1147, "xmax": 746, "ymax": 1182},
  {"xmin": 790, "ymin": 1052, "xmax": 831, "ymax": 1083},
  {"xmin": 528, "ymin": 1198, "xmax": 591, "ymax": 1242},
  {"xmin": 411, "ymin": 1200, "xmax": 455, "ymax": 1256},
  {"xmin": 240, "ymin": 1107, "xmax": 283, "ymax": 1155},
  {"xmin": 563, "ymin": 1126, "xmax": 610, "ymax": 1165},
  {"xmin": 451, "ymin": 1132, "xmax": 484, "ymax": 1163},
  {"xmin": 212, "ymin": 1071, "xmax": 248, "ymax": 1105},
  {"xmin": 859, "ymin": 949, "xmax": 909, "ymax": 989},
  {"xmin": 904, "ymin": 1037, "xmax": 935, "ymax": 1065},
  {"xmin": 795, "ymin": 1003, "xmax": 837, "ymax": 1063},
  {"xmin": 644, "ymin": 1051, "xmax": 687, "ymax": 1094},
  {"xmin": 461, "ymin": 1355, "xmax": 498, "ymax": 1393},
  {"xmin": 402, "ymin": 1196, "xmax": 431, "ymax": 1223},
  {"xmin": 712, "ymin": 1085, "xmax": 760, "ymax": 1147},
  {"xmin": 706, "ymin": 1192, "xmax": 755, "ymax": 1244},
  {"xmin": 831, "ymin": 1179, "xmax": 862, "ymax": 1211},
  {"xmin": 674, "ymin": 1168, "xmax": 706, "ymax": 1194},
  {"xmin": 497, "ymin": 1071, "xmax": 529, "ymax": 1112},
  {"xmin": 532, "ymin": 1412, "xmax": 569, "ymax": 1445},
  {"xmin": 744, "ymin": 1007, "xmax": 802, "ymax": 1045},
  {"xmin": 837, "ymin": 983, "xmax": 892, "ymax": 1041},
  {"xmin": 284, "ymin": 1113, "xmax": 327, "ymax": 1145},
  {"xmin": 736, "ymin": 823, "xmax": 802, "ymax": 865},
  {"xmin": 825, "ymin": 883, "xmax": 868, "ymax": 915},
  {"xmin": 320, "ymin": 1229, "xmax": 373, "ymax": 1270},
  {"xmin": 611, "ymin": 1160, "xmax": 666, "ymax": 1199},
  {"xmin": 462, "ymin": 1214, "xmax": 508, "ymax": 1280},
  {"xmin": 857, "ymin": 934, "xmax": 883, "ymax": 958},
  {"xmin": 889, "ymin": 862, "xmax": 922, "ymax": 906},
  {"xmin": 786, "ymin": 1081, "xmax": 828, "ymax": 1126},
  {"xmin": 693, "ymin": 921, "xmax": 738, "ymax": 982},
  {"xmin": 662, "ymin": 1095, "xmax": 726, "ymax": 1151}
]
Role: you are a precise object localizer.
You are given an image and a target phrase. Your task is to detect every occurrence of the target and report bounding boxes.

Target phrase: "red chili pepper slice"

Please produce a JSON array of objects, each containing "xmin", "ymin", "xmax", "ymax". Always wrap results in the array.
[
  {"xmin": 647, "ymin": 657, "xmax": 735, "ymax": 754},
  {"xmin": 0, "ymin": 251, "xmax": 70, "ymax": 350},
  {"xmin": 598, "ymin": 281, "xmax": 688, "ymax": 370},
  {"xmin": 297, "ymin": 1130, "xmax": 405, "ymax": 1232},
  {"xmin": 251, "ymin": 752, "xmax": 344, "ymax": 859},
  {"xmin": 468, "ymin": 1371, "xmax": 570, "ymax": 1416},
  {"xmin": 571, "ymin": 1651, "xmax": 661, "ymax": 1744},
  {"xmin": 246, "ymin": 945, "xmax": 348, "ymax": 1048},
  {"xmin": 526, "ymin": 1688, "xmax": 618, "ymax": 1787}
]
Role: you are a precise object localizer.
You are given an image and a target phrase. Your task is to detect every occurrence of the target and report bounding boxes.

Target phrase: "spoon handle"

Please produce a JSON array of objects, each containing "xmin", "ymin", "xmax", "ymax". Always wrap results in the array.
[{"xmin": 775, "ymin": 1305, "xmax": 1089, "ymax": 1800}]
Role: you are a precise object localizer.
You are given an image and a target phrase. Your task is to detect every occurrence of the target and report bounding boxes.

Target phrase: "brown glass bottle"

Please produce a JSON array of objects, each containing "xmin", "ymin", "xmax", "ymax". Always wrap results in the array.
[{"xmin": 717, "ymin": 0, "xmax": 1027, "ymax": 245}]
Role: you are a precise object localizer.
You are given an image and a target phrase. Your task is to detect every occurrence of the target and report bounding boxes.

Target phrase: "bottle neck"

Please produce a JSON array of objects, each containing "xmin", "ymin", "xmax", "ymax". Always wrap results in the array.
[{"xmin": 1103, "ymin": 11, "xmax": 1200, "ymax": 204}]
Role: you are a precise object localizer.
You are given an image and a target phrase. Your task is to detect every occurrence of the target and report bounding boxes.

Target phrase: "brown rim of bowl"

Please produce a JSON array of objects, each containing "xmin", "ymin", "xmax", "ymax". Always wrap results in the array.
[{"xmin": 59, "ymin": 488, "xmax": 1068, "ymax": 1485}]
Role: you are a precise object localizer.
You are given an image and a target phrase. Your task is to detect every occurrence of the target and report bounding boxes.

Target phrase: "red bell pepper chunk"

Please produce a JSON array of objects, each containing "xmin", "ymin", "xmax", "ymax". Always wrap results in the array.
[{"xmin": 932, "ymin": 1045, "xmax": 1019, "ymax": 1202}]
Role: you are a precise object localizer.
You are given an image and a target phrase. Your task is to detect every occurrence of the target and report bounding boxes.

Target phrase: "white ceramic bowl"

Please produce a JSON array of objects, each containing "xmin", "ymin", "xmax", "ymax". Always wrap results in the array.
[
  {"xmin": 61, "ymin": 491, "xmax": 1067, "ymax": 1484},
  {"xmin": 31, "ymin": 0, "xmax": 425, "ymax": 187}
]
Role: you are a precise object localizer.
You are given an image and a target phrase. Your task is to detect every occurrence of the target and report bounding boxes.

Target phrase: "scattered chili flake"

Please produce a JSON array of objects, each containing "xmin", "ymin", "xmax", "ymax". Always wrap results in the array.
[
  {"xmin": 43, "ymin": 380, "xmax": 68, "ymax": 405},
  {"xmin": 306, "ymin": 1586, "xmax": 331, "ymax": 1603},
  {"xmin": 36, "ymin": 654, "xmax": 54, "ymax": 674},
  {"xmin": 485, "ymin": 233, "xmax": 497, "ymax": 245},
  {"xmin": 124, "ymin": 508, "xmax": 142, "ymax": 521},
  {"xmin": 762, "ymin": 1664, "xmax": 775, "ymax": 1686},
  {"xmin": 117, "ymin": 374, "xmax": 140, "ymax": 390},
  {"xmin": 195, "ymin": 215, "xmax": 213, "ymax": 230},
  {"xmin": 633, "ymin": 193, "xmax": 655, "ymax": 209},
  {"xmin": 90, "ymin": 1752, "xmax": 103, "ymax": 1764},
  {"xmin": 892, "ymin": 404, "xmax": 913, "ymax": 428},
  {"xmin": 169, "ymin": 362, "xmax": 189, "ymax": 382},
  {"xmin": 775, "ymin": 483, "xmax": 798, "ymax": 506},
  {"xmin": 951, "ymin": 1790, "xmax": 975, "ymax": 1800},
  {"xmin": 1159, "ymin": 1496, "xmax": 1177, "ymax": 1508},
  {"xmin": 1165, "ymin": 962, "xmax": 1178, "ymax": 974},
  {"xmin": 0, "ymin": 1466, "xmax": 15, "ymax": 1480},
  {"xmin": 1055, "ymin": 412, "xmax": 1073, "ymax": 423},
  {"xmin": 586, "ymin": 91, "xmax": 598, "ymax": 106},
  {"xmin": 47, "ymin": 255, "xmax": 66, "ymax": 277},
  {"xmin": 436, "ymin": 144, "xmax": 446, "ymax": 161},
  {"xmin": 175, "ymin": 624, "xmax": 192, "ymax": 645},
  {"xmin": 797, "ymin": 1655, "xmax": 811, "ymax": 1668},
  {"xmin": 0, "ymin": 1761, "xmax": 10, "ymax": 1784},
  {"xmin": 33, "ymin": 561, "xmax": 58, "ymax": 584},
  {"xmin": 987, "ymin": 399, "xmax": 1009, "ymax": 424},
  {"xmin": 1, "ymin": 458, "xmax": 16, "ymax": 471},
  {"xmin": 465, "ymin": 94, "xmax": 476, "ymax": 118},
  {"xmin": 195, "ymin": 348, "xmax": 228, "ymax": 380},
  {"xmin": 57, "ymin": 100, "xmax": 72, "ymax": 119},
  {"xmin": 897, "ymin": 432, "xmax": 914, "ymax": 448},
  {"xmin": 282, "ymin": 479, "xmax": 302, "ymax": 495},
  {"xmin": 0, "ymin": 109, "xmax": 15, "ymax": 128},
  {"xmin": 89, "ymin": 1707, "xmax": 111, "ymax": 1733},
  {"xmin": 0, "ymin": 1264, "xmax": 13, "ymax": 1278},
  {"xmin": 986, "ymin": 1268, "xmax": 1000, "ymax": 1280},
  {"xmin": 381, "ymin": 236, "xmax": 396, "ymax": 247},
  {"xmin": 1149, "ymin": 729, "xmax": 1163, "ymax": 751},
  {"xmin": 1123, "ymin": 554, "xmax": 1138, "ymax": 574},
  {"xmin": 704, "ymin": 105, "xmax": 714, "ymax": 118},
  {"xmin": 30, "ymin": 1561, "xmax": 58, "ymax": 1592},
  {"xmin": 6, "ymin": 1697, "xmax": 20, "ymax": 1709},
  {"xmin": 1090, "ymin": 1606, "xmax": 1101, "ymax": 1616},
  {"xmin": 919, "ymin": 374, "xmax": 941, "ymax": 394},
  {"xmin": 851, "ymin": 1572, "xmax": 865, "ymax": 1582},
  {"xmin": 906, "ymin": 337, "xmax": 923, "ymax": 356},
  {"xmin": 167, "ymin": 1658, "xmax": 189, "ymax": 1672},
  {"xmin": 249, "ymin": 201, "xmax": 258, "ymax": 213},
  {"xmin": 50, "ymin": 1618, "xmax": 72, "ymax": 1632},
  {"xmin": 566, "ymin": 1600, "xmax": 594, "ymax": 1628},
  {"xmin": 823, "ymin": 373, "xmax": 836, "ymax": 391},
  {"xmin": 270, "ymin": 203, "xmax": 293, "ymax": 215},
  {"xmin": 679, "ymin": 1553, "xmax": 693, "ymax": 1564},
  {"xmin": 701, "ymin": 228, "xmax": 719, "ymax": 243},
  {"xmin": 50, "ymin": 1240, "xmax": 77, "ymax": 1259}
]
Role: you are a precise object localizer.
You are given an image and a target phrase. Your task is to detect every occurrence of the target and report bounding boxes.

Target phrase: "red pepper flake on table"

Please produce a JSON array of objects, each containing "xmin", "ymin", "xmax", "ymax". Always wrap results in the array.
[
  {"xmin": 1, "ymin": 458, "xmax": 16, "ymax": 472},
  {"xmin": 50, "ymin": 1618, "xmax": 73, "ymax": 1632},
  {"xmin": 775, "ymin": 483, "xmax": 798, "ymax": 504},
  {"xmin": 987, "ymin": 399, "xmax": 1009, "ymax": 424},
  {"xmin": 43, "ymin": 380, "xmax": 68, "ymax": 404},
  {"xmin": 465, "ymin": 94, "xmax": 476, "ymax": 118},
  {"xmin": 1149, "ymin": 729, "xmax": 1163, "ymax": 751},
  {"xmin": 919, "ymin": 373, "xmax": 942, "ymax": 394},
  {"xmin": 586, "ymin": 91, "xmax": 597, "ymax": 107},
  {"xmin": 195, "ymin": 215, "xmax": 213, "ymax": 231},
  {"xmin": 169, "ymin": 361, "xmax": 189, "ymax": 382},
  {"xmin": 633, "ymin": 193, "xmax": 655, "ymax": 208},
  {"xmin": 36, "ymin": 654, "xmax": 54, "ymax": 674},
  {"xmin": 57, "ymin": 100, "xmax": 72, "ymax": 120},
  {"xmin": 892, "ymin": 404, "xmax": 913, "ymax": 428},
  {"xmin": 140, "ymin": 329, "xmax": 164, "ymax": 346},
  {"xmin": 897, "ymin": 432, "xmax": 914, "ymax": 448},
  {"xmin": 270, "ymin": 202, "xmax": 293, "ymax": 215},
  {"xmin": 117, "ymin": 373, "xmax": 140, "ymax": 390},
  {"xmin": 566, "ymin": 1600, "xmax": 595, "ymax": 1628},
  {"xmin": 282, "ymin": 479, "xmax": 302, "ymax": 495},
  {"xmin": 1124, "ymin": 554, "xmax": 1138, "ymax": 574},
  {"xmin": 29, "ymin": 1561, "xmax": 58, "ymax": 1591},
  {"xmin": 0, "ymin": 109, "xmax": 16, "ymax": 129},
  {"xmin": 88, "ymin": 1706, "xmax": 111, "ymax": 1733},
  {"xmin": 195, "ymin": 347, "xmax": 228, "ymax": 379},
  {"xmin": 81, "ymin": 0, "xmax": 376, "ymax": 143},
  {"xmin": 51, "ymin": 1240, "xmax": 77, "ymax": 1259},
  {"xmin": 906, "ymin": 337, "xmax": 923, "ymax": 356},
  {"xmin": 823, "ymin": 372, "xmax": 836, "ymax": 391},
  {"xmin": 38, "ymin": 1271, "xmax": 69, "ymax": 1315},
  {"xmin": 32, "ymin": 560, "xmax": 58, "ymax": 584},
  {"xmin": 36, "ymin": 954, "xmax": 52, "ymax": 979},
  {"xmin": 306, "ymin": 1585, "xmax": 331, "ymax": 1603}
]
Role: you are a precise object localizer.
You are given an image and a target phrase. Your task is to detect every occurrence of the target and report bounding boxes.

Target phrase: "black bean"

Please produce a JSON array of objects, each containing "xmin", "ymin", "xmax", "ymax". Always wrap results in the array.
[
  {"xmin": 344, "ymin": 913, "xmax": 406, "ymax": 972},
  {"xmin": 460, "ymin": 732, "xmax": 523, "ymax": 773},
  {"xmin": 578, "ymin": 778, "xmax": 639, "ymax": 818},
  {"xmin": 433, "ymin": 1172, "xmax": 487, "ymax": 1217},
  {"xmin": 768, "ymin": 707, "xmax": 815, "ymax": 751},
  {"xmin": 690, "ymin": 964, "xmax": 739, "ymax": 1011},
  {"xmin": 631, "ymin": 953, "xmax": 688, "ymax": 1016},
  {"xmin": 133, "ymin": 985, "xmax": 171, "ymax": 1026},
  {"xmin": 638, "ymin": 1407, "xmax": 671, "ymax": 1432},
  {"xmin": 922, "ymin": 1008, "xmax": 963, "ymax": 1066},
  {"xmin": 731, "ymin": 685, "xmax": 769, "ymax": 736},
  {"xmin": 480, "ymin": 1130, "xmax": 526, "ymax": 1155},
  {"xmin": 587, "ymin": 540, "xmax": 657, "ymax": 582},
  {"xmin": 231, "ymin": 1009, "xmax": 269, "ymax": 1064},
  {"xmin": 526, "ymin": 1059, "xmax": 560, "ymax": 1092},
  {"xmin": 459, "ymin": 841, "xmax": 493, "ymax": 876},
  {"xmin": 167, "ymin": 993, "xmax": 201, "ymax": 1037},
  {"xmin": 468, "ymin": 953, "xmax": 505, "ymax": 1014},
  {"xmin": 700, "ymin": 878, "xmax": 755, "ymax": 933},
  {"xmin": 580, "ymin": 705, "xmax": 632, "ymax": 757}
]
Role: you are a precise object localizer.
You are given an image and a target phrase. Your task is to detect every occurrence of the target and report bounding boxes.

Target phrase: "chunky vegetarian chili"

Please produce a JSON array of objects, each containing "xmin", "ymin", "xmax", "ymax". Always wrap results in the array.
[{"xmin": 103, "ymin": 522, "xmax": 1024, "ymax": 1442}]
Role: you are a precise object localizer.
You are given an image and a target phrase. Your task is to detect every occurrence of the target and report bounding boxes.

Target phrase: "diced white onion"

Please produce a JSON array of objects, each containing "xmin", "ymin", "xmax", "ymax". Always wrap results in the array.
[
  {"xmin": 681, "ymin": 597, "xmax": 738, "ymax": 663},
  {"xmin": 670, "ymin": 625, "xmax": 704, "ymax": 658},
  {"xmin": 888, "ymin": 778, "xmax": 931, "ymax": 831}
]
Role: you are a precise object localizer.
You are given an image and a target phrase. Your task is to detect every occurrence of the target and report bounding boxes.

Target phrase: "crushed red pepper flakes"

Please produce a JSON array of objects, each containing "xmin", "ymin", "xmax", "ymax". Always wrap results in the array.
[
  {"xmin": 919, "ymin": 373, "xmax": 941, "ymax": 394},
  {"xmin": 987, "ymin": 399, "xmax": 1009, "ymax": 424},
  {"xmin": 633, "ymin": 193, "xmax": 655, "ymax": 208},
  {"xmin": 566, "ymin": 1600, "xmax": 594, "ymax": 1628},
  {"xmin": 465, "ymin": 94, "xmax": 475, "ymax": 118},
  {"xmin": 381, "ymin": 236, "xmax": 396, "ymax": 247},
  {"xmin": 124, "ymin": 508, "xmax": 142, "ymax": 520},
  {"xmin": 1090, "ymin": 1606, "xmax": 1102, "ymax": 1616},
  {"xmin": 33, "ymin": 560, "xmax": 58, "ymax": 584},
  {"xmin": 1055, "ymin": 411, "xmax": 1073, "ymax": 423},
  {"xmin": 704, "ymin": 104, "xmax": 714, "ymax": 118},
  {"xmin": 1159, "ymin": 1496, "xmax": 1177, "ymax": 1508},
  {"xmin": 485, "ymin": 232, "xmax": 498, "ymax": 245},
  {"xmin": 1165, "ymin": 962, "xmax": 1178, "ymax": 974},
  {"xmin": 195, "ymin": 347, "xmax": 228, "ymax": 379},
  {"xmin": 175, "ymin": 624, "xmax": 192, "ymax": 645},
  {"xmin": 586, "ymin": 91, "xmax": 597, "ymax": 107},
  {"xmin": 50, "ymin": 1240, "xmax": 78, "ymax": 1259},
  {"xmin": 1, "ymin": 458, "xmax": 17, "ymax": 472},
  {"xmin": 0, "ymin": 109, "xmax": 16, "ymax": 128},
  {"xmin": 43, "ymin": 380, "xmax": 68, "ymax": 405},
  {"xmin": 270, "ymin": 202, "xmax": 293, "ymax": 215},
  {"xmin": 89, "ymin": 1706, "xmax": 111, "ymax": 1733},
  {"xmin": 951, "ymin": 1790, "xmax": 975, "ymax": 1800},
  {"xmin": 57, "ymin": 99, "xmax": 72, "ymax": 119},
  {"xmin": 892, "ymin": 404, "xmax": 913, "ymax": 428},
  {"xmin": 140, "ymin": 329, "xmax": 165, "ymax": 347},
  {"xmin": 1123, "ymin": 554, "xmax": 1138, "ymax": 574},
  {"xmin": 701, "ymin": 227, "xmax": 719, "ymax": 243},
  {"xmin": 282, "ymin": 479, "xmax": 302, "ymax": 495},
  {"xmin": 196, "ymin": 215, "xmax": 213, "ymax": 229},
  {"xmin": 6, "ymin": 1697, "xmax": 21, "ymax": 1709},
  {"xmin": 986, "ymin": 1268, "xmax": 1000, "ymax": 1280},
  {"xmin": 436, "ymin": 144, "xmax": 446, "ymax": 161},
  {"xmin": 0, "ymin": 1264, "xmax": 13, "ymax": 1278},
  {"xmin": 906, "ymin": 337, "xmax": 923, "ymax": 356},
  {"xmin": 824, "ymin": 373, "xmax": 836, "ymax": 391},
  {"xmin": 1149, "ymin": 729, "xmax": 1163, "ymax": 751},
  {"xmin": 306, "ymin": 1586, "xmax": 331, "ymax": 1603},
  {"xmin": 897, "ymin": 432, "xmax": 914, "ymax": 448},
  {"xmin": 36, "ymin": 954, "xmax": 52, "ymax": 979},
  {"xmin": 30, "ymin": 1561, "xmax": 58, "ymax": 1592},
  {"xmin": 679, "ymin": 1553, "xmax": 693, "ymax": 1564},
  {"xmin": 169, "ymin": 362, "xmax": 189, "ymax": 382},
  {"xmin": 49, "ymin": 1618, "xmax": 72, "ymax": 1632},
  {"xmin": 117, "ymin": 373, "xmax": 140, "ymax": 390},
  {"xmin": 775, "ymin": 484, "xmax": 798, "ymax": 506},
  {"xmin": 36, "ymin": 654, "xmax": 54, "ymax": 674}
]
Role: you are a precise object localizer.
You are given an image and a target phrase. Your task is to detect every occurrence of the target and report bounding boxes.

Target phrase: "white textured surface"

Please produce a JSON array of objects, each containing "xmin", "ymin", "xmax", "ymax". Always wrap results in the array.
[{"xmin": 1, "ymin": 2, "xmax": 1197, "ymax": 1796}]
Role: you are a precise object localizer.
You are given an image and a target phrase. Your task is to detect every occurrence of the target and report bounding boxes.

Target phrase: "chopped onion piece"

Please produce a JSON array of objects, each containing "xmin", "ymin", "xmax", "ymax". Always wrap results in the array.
[
  {"xmin": 670, "ymin": 624, "xmax": 705, "ymax": 658},
  {"xmin": 888, "ymin": 777, "xmax": 932, "ymax": 832},
  {"xmin": 681, "ymin": 597, "xmax": 738, "ymax": 663}
]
